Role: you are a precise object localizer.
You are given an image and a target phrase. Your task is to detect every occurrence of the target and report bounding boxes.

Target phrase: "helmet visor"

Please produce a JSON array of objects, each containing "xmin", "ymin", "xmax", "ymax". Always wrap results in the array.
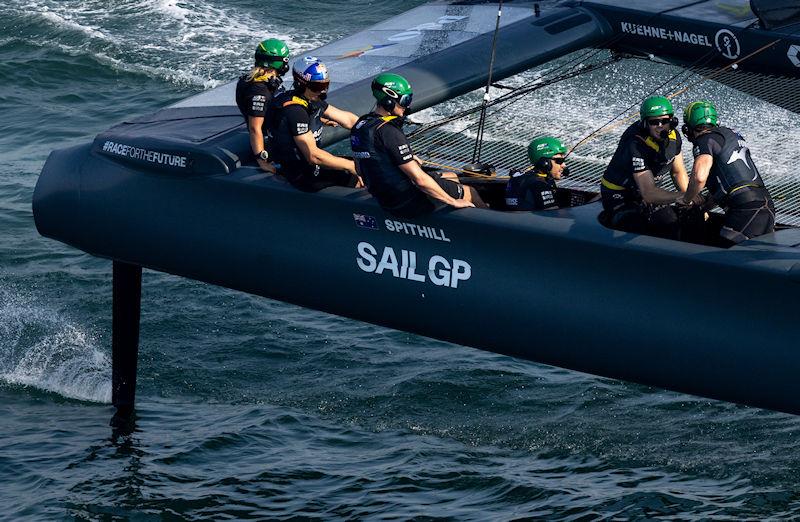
[
  {"xmin": 397, "ymin": 93, "xmax": 413, "ymax": 109},
  {"xmin": 307, "ymin": 80, "xmax": 330, "ymax": 93}
]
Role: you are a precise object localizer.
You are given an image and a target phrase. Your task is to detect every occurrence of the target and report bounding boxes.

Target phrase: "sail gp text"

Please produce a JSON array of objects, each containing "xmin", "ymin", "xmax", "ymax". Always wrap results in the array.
[{"xmin": 356, "ymin": 242, "xmax": 471, "ymax": 289}]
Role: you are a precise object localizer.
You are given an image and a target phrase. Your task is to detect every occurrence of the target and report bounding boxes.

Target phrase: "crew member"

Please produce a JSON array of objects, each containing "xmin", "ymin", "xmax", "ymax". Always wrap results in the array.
[
  {"xmin": 350, "ymin": 73, "xmax": 484, "ymax": 217},
  {"xmin": 505, "ymin": 136, "xmax": 569, "ymax": 210},
  {"xmin": 235, "ymin": 38, "xmax": 290, "ymax": 173},
  {"xmin": 601, "ymin": 96, "xmax": 688, "ymax": 239},
  {"xmin": 268, "ymin": 56, "xmax": 362, "ymax": 192},
  {"xmin": 679, "ymin": 101, "xmax": 775, "ymax": 246}
]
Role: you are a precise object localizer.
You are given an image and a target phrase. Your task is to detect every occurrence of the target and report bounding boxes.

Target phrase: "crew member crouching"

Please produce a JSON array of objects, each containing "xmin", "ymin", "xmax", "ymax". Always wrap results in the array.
[
  {"xmin": 601, "ymin": 96, "xmax": 688, "ymax": 239},
  {"xmin": 505, "ymin": 136, "xmax": 569, "ymax": 210},
  {"xmin": 267, "ymin": 56, "xmax": 362, "ymax": 191},
  {"xmin": 350, "ymin": 73, "xmax": 485, "ymax": 218},
  {"xmin": 679, "ymin": 101, "xmax": 775, "ymax": 246},
  {"xmin": 235, "ymin": 38, "xmax": 290, "ymax": 173}
]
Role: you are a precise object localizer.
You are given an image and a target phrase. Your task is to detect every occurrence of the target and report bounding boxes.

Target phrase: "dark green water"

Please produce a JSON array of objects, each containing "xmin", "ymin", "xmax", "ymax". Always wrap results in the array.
[{"xmin": 3, "ymin": 0, "xmax": 800, "ymax": 519}]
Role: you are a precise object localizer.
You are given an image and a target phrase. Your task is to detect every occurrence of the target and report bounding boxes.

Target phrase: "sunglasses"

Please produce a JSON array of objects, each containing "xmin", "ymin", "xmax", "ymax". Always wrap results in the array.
[
  {"xmin": 550, "ymin": 157, "xmax": 565, "ymax": 165},
  {"xmin": 647, "ymin": 118, "xmax": 672, "ymax": 127},
  {"xmin": 307, "ymin": 80, "xmax": 329, "ymax": 93}
]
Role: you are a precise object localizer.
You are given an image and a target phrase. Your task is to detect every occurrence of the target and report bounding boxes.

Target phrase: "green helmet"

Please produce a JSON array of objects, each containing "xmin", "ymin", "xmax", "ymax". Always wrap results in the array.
[
  {"xmin": 640, "ymin": 96, "xmax": 674, "ymax": 121},
  {"xmin": 254, "ymin": 38, "xmax": 290, "ymax": 74},
  {"xmin": 684, "ymin": 101, "xmax": 719, "ymax": 128},
  {"xmin": 371, "ymin": 73, "xmax": 413, "ymax": 109},
  {"xmin": 527, "ymin": 136, "xmax": 567, "ymax": 166}
]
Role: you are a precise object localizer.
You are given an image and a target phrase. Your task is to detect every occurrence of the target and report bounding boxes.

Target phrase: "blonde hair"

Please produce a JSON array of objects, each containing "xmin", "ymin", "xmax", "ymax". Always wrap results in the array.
[{"xmin": 245, "ymin": 66, "xmax": 277, "ymax": 82}]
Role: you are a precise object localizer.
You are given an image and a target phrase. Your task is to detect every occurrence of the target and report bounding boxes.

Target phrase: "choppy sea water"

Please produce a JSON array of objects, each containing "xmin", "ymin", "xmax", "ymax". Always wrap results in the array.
[{"xmin": 2, "ymin": 0, "xmax": 800, "ymax": 519}]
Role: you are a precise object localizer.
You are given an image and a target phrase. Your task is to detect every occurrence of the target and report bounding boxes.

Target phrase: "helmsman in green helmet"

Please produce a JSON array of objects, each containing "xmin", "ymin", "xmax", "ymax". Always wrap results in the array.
[
  {"xmin": 600, "ymin": 95, "xmax": 689, "ymax": 239},
  {"xmin": 505, "ymin": 136, "xmax": 569, "ymax": 211},
  {"xmin": 679, "ymin": 101, "xmax": 774, "ymax": 246},
  {"xmin": 350, "ymin": 73, "xmax": 485, "ymax": 217},
  {"xmin": 235, "ymin": 38, "xmax": 290, "ymax": 173}
]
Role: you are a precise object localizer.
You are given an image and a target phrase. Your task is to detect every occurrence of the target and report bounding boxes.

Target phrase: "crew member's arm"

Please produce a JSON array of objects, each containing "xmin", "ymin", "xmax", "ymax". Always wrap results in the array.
[
  {"xmin": 284, "ymin": 104, "xmax": 358, "ymax": 177},
  {"xmin": 670, "ymin": 151, "xmax": 689, "ymax": 192},
  {"xmin": 634, "ymin": 169, "xmax": 685, "ymax": 205},
  {"xmin": 629, "ymin": 141, "xmax": 683, "ymax": 204},
  {"xmin": 247, "ymin": 115, "xmax": 274, "ymax": 173},
  {"xmin": 682, "ymin": 154, "xmax": 713, "ymax": 204},
  {"xmin": 293, "ymin": 132, "xmax": 357, "ymax": 175},
  {"xmin": 322, "ymin": 104, "xmax": 359, "ymax": 130},
  {"xmin": 399, "ymin": 162, "xmax": 474, "ymax": 208}
]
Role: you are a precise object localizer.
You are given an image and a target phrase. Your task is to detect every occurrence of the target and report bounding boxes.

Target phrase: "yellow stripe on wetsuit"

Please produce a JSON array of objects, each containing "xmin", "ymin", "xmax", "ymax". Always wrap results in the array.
[{"xmin": 601, "ymin": 177, "xmax": 625, "ymax": 191}]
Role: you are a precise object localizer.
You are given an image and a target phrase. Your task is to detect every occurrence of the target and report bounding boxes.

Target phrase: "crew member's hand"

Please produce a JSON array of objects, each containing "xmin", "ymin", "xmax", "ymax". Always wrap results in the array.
[
  {"xmin": 691, "ymin": 193, "xmax": 706, "ymax": 206},
  {"xmin": 675, "ymin": 193, "xmax": 690, "ymax": 206},
  {"xmin": 354, "ymin": 175, "xmax": 365, "ymax": 188},
  {"xmin": 257, "ymin": 158, "xmax": 277, "ymax": 174},
  {"xmin": 321, "ymin": 117, "xmax": 339, "ymax": 127},
  {"xmin": 451, "ymin": 199, "xmax": 475, "ymax": 209}
]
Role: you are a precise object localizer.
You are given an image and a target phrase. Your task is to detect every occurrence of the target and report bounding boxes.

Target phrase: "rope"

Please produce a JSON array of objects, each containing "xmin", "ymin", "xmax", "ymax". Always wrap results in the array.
[
  {"xmin": 568, "ymin": 38, "xmax": 779, "ymax": 156},
  {"xmin": 408, "ymin": 54, "xmax": 620, "ymax": 140},
  {"xmin": 472, "ymin": 0, "xmax": 504, "ymax": 163},
  {"xmin": 419, "ymin": 159, "xmax": 511, "ymax": 179}
]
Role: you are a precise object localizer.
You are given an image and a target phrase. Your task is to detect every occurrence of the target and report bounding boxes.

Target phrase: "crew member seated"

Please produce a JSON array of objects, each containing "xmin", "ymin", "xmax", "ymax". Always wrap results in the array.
[
  {"xmin": 601, "ymin": 96, "xmax": 689, "ymax": 239},
  {"xmin": 679, "ymin": 101, "xmax": 775, "ymax": 246},
  {"xmin": 235, "ymin": 38, "xmax": 290, "ymax": 173},
  {"xmin": 267, "ymin": 56, "xmax": 362, "ymax": 192},
  {"xmin": 505, "ymin": 136, "xmax": 569, "ymax": 210},
  {"xmin": 350, "ymin": 73, "xmax": 485, "ymax": 218}
]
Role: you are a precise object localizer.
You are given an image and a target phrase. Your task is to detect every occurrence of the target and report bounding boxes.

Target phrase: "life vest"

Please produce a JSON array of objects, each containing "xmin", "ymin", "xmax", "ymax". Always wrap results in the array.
[
  {"xmin": 702, "ymin": 127, "xmax": 768, "ymax": 206},
  {"xmin": 350, "ymin": 113, "xmax": 420, "ymax": 209},
  {"xmin": 267, "ymin": 90, "xmax": 325, "ymax": 165},
  {"xmin": 505, "ymin": 170, "xmax": 558, "ymax": 210},
  {"xmin": 602, "ymin": 123, "xmax": 681, "ymax": 205}
]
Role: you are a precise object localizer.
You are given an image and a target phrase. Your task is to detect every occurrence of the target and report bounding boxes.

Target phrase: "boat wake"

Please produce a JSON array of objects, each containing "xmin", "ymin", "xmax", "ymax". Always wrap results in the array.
[
  {"xmin": 4, "ymin": 0, "xmax": 326, "ymax": 89},
  {"xmin": 0, "ymin": 284, "xmax": 110, "ymax": 403}
]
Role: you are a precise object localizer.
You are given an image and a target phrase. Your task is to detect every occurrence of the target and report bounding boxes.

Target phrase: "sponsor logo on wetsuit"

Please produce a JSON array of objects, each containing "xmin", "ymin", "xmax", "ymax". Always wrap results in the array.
[
  {"xmin": 251, "ymin": 95, "xmax": 266, "ymax": 112},
  {"xmin": 385, "ymin": 219, "xmax": 451, "ymax": 242},
  {"xmin": 356, "ymin": 242, "xmax": 471, "ymax": 288},
  {"xmin": 619, "ymin": 22, "xmax": 712, "ymax": 47},
  {"xmin": 101, "ymin": 141, "xmax": 188, "ymax": 168}
]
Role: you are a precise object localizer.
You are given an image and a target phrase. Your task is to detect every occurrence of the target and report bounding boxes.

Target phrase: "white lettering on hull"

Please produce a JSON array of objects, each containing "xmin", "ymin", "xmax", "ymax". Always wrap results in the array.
[
  {"xmin": 356, "ymin": 242, "xmax": 470, "ymax": 288},
  {"xmin": 384, "ymin": 219, "xmax": 451, "ymax": 243},
  {"xmin": 102, "ymin": 141, "xmax": 188, "ymax": 169},
  {"xmin": 619, "ymin": 22, "xmax": 712, "ymax": 48}
]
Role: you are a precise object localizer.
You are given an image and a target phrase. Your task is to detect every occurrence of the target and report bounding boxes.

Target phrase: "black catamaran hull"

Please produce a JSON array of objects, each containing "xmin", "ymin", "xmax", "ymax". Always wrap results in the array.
[
  {"xmin": 33, "ymin": 1, "xmax": 800, "ymax": 416},
  {"xmin": 34, "ymin": 142, "xmax": 800, "ymax": 414}
]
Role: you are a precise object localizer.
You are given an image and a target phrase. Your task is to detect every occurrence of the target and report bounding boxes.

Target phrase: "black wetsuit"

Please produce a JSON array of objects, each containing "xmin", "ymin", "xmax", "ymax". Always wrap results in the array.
[
  {"xmin": 505, "ymin": 170, "xmax": 559, "ymax": 211},
  {"xmin": 267, "ymin": 89, "xmax": 357, "ymax": 192},
  {"xmin": 601, "ymin": 123, "xmax": 683, "ymax": 239},
  {"xmin": 350, "ymin": 112, "xmax": 463, "ymax": 218},
  {"xmin": 692, "ymin": 126, "xmax": 775, "ymax": 246},
  {"xmin": 235, "ymin": 75, "xmax": 280, "ymax": 138}
]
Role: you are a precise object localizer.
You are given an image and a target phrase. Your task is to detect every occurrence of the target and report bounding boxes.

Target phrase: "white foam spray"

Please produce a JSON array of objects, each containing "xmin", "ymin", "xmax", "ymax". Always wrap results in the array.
[
  {"xmin": 0, "ymin": 284, "xmax": 111, "ymax": 403},
  {"xmin": 7, "ymin": 0, "xmax": 326, "ymax": 88}
]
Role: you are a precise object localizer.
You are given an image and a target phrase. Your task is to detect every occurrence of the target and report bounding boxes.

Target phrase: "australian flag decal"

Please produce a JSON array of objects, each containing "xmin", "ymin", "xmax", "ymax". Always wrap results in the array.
[{"xmin": 353, "ymin": 213, "xmax": 378, "ymax": 230}]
